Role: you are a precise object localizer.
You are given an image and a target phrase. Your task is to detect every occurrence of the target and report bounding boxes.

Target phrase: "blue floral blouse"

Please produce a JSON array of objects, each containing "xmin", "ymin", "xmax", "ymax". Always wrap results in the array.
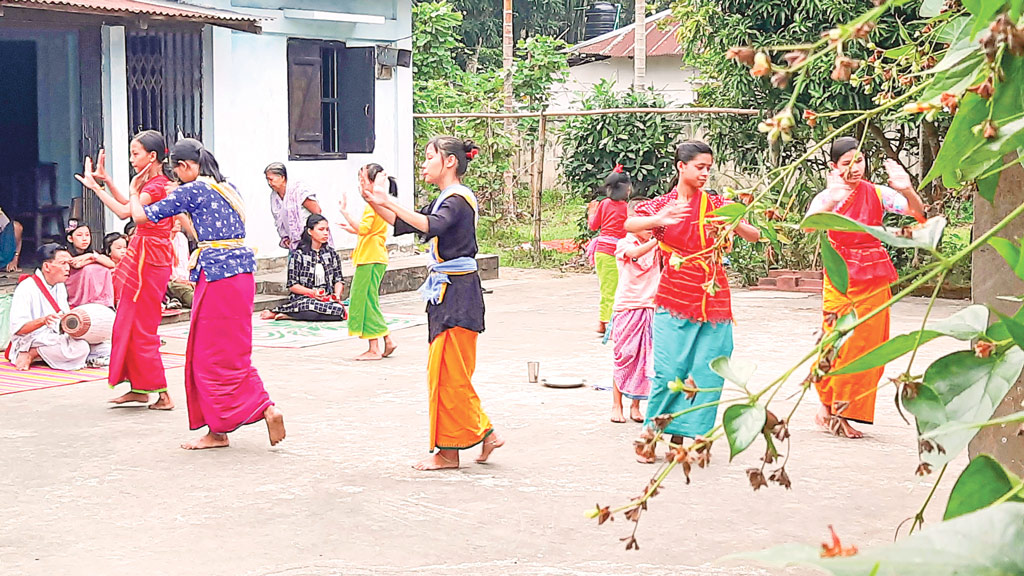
[{"xmin": 143, "ymin": 180, "xmax": 256, "ymax": 282}]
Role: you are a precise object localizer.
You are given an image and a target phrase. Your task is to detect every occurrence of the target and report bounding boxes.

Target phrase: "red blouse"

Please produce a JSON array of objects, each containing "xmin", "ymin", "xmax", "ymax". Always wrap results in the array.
[
  {"xmin": 587, "ymin": 198, "xmax": 627, "ymax": 255},
  {"xmin": 827, "ymin": 180, "xmax": 898, "ymax": 284},
  {"xmin": 636, "ymin": 189, "xmax": 734, "ymax": 324},
  {"xmin": 113, "ymin": 175, "xmax": 175, "ymax": 302}
]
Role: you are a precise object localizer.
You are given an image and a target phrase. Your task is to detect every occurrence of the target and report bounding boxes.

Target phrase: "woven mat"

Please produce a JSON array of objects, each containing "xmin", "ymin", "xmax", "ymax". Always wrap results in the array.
[
  {"xmin": 159, "ymin": 313, "xmax": 427, "ymax": 349},
  {"xmin": 0, "ymin": 352, "xmax": 186, "ymax": 396}
]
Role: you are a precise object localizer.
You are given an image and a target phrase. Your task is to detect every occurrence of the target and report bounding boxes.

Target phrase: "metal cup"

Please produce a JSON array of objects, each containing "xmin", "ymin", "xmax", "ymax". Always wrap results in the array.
[{"xmin": 527, "ymin": 361, "xmax": 540, "ymax": 383}]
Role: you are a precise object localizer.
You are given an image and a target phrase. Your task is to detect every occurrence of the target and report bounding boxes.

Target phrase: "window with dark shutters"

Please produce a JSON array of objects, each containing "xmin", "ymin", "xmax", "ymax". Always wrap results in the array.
[{"xmin": 287, "ymin": 38, "xmax": 376, "ymax": 160}]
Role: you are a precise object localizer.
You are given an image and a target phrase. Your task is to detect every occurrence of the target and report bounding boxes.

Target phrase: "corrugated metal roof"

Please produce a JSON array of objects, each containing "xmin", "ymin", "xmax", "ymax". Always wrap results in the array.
[
  {"xmin": 0, "ymin": 0, "xmax": 263, "ymax": 30},
  {"xmin": 569, "ymin": 10, "xmax": 681, "ymax": 58}
]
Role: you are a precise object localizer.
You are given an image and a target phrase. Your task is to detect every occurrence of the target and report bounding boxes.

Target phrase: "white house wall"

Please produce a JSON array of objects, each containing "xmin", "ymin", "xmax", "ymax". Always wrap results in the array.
[
  {"xmin": 550, "ymin": 55, "xmax": 700, "ymax": 110},
  {"xmin": 207, "ymin": 28, "xmax": 414, "ymax": 260}
]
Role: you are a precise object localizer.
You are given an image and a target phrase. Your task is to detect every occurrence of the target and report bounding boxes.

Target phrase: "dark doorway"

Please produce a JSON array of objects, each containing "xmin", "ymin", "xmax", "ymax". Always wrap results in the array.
[{"xmin": 0, "ymin": 40, "xmax": 39, "ymax": 217}]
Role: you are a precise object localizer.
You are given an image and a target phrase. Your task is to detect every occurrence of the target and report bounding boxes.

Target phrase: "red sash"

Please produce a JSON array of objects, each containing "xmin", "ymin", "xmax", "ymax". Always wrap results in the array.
[{"xmin": 5, "ymin": 274, "xmax": 62, "ymax": 361}]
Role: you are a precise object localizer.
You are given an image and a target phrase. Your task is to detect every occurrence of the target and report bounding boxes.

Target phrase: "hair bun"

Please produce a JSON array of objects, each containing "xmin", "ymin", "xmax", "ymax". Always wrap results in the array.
[{"xmin": 463, "ymin": 139, "xmax": 480, "ymax": 161}]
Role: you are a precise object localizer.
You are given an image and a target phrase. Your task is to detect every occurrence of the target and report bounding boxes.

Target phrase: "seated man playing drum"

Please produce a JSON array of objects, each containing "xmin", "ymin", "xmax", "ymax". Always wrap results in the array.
[{"xmin": 7, "ymin": 244, "xmax": 111, "ymax": 371}]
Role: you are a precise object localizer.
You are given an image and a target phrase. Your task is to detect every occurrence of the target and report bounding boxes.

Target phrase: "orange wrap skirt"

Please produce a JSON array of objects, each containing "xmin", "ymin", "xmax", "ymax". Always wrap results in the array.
[
  {"xmin": 427, "ymin": 327, "xmax": 492, "ymax": 450},
  {"xmin": 815, "ymin": 275, "xmax": 891, "ymax": 424}
]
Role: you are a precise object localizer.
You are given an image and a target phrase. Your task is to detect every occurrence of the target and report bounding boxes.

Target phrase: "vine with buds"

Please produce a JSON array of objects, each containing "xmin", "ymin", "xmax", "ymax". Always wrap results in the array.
[{"xmin": 593, "ymin": 0, "xmax": 1024, "ymax": 572}]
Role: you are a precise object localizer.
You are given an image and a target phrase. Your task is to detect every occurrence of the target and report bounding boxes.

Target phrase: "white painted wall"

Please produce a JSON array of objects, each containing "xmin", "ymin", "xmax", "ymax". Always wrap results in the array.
[
  {"xmin": 207, "ymin": 29, "xmax": 414, "ymax": 260},
  {"xmin": 550, "ymin": 55, "xmax": 700, "ymax": 110},
  {"xmin": 101, "ymin": 25, "xmax": 130, "ymax": 234}
]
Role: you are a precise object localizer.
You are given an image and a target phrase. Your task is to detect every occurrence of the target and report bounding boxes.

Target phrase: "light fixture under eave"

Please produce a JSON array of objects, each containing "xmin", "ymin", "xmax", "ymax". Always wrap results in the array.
[{"xmin": 281, "ymin": 9, "xmax": 386, "ymax": 25}]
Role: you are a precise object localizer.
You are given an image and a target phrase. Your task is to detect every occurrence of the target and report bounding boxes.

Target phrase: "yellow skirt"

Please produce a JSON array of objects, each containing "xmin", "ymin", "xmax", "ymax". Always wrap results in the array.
[
  {"xmin": 427, "ymin": 327, "xmax": 492, "ymax": 450},
  {"xmin": 815, "ymin": 275, "xmax": 891, "ymax": 424}
]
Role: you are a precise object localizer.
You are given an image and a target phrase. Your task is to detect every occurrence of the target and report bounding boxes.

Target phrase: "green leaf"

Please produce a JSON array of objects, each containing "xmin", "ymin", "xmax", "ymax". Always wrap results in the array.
[
  {"xmin": 977, "ymin": 161, "xmax": 1003, "ymax": 203},
  {"xmin": 711, "ymin": 202, "xmax": 748, "ymax": 221},
  {"xmin": 963, "ymin": 0, "xmax": 1009, "ymax": 38},
  {"xmin": 820, "ymin": 235, "xmax": 849, "ymax": 295},
  {"xmin": 723, "ymin": 404, "xmax": 766, "ymax": 461},
  {"xmin": 830, "ymin": 331, "xmax": 944, "ymax": 376},
  {"xmin": 924, "ymin": 93, "xmax": 990, "ymax": 187},
  {"xmin": 921, "ymin": 0, "xmax": 947, "ymax": 16},
  {"xmin": 729, "ymin": 503, "xmax": 1024, "ymax": 576},
  {"xmin": 944, "ymin": 455, "xmax": 1024, "ymax": 520},
  {"xmin": 800, "ymin": 212, "xmax": 933, "ymax": 250},
  {"xmin": 905, "ymin": 347, "xmax": 1024, "ymax": 469},
  {"xmin": 988, "ymin": 236, "xmax": 1024, "ymax": 280},
  {"xmin": 883, "ymin": 45, "xmax": 915, "ymax": 59},
  {"xmin": 995, "ymin": 311, "xmax": 1024, "ymax": 349},
  {"xmin": 710, "ymin": 356, "xmax": 757, "ymax": 387},
  {"xmin": 928, "ymin": 304, "xmax": 991, "ymax": 340}
]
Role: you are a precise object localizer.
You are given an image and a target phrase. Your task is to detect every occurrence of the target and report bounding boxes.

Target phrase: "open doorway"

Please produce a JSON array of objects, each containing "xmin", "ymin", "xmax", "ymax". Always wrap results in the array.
[{"xmin": 0, "ymin": 40, "xmax": 39, "ymax": 242}]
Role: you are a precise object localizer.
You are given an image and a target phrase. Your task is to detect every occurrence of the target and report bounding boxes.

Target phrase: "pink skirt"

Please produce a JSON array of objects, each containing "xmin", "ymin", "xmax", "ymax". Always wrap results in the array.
[
  {"xmin": 185, "ymin": 271, "xmax": 273, "ymax": 433},
  {"xmin": 612, "ymin": 307, "xmax": 653, "ymax": 400}
]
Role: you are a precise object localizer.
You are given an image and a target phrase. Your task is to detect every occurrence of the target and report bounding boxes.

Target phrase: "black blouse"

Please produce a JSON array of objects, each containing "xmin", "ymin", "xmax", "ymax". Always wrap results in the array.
[{"xmin": 394, "ymin": 194, "xmax": 485, "ymax": 342}]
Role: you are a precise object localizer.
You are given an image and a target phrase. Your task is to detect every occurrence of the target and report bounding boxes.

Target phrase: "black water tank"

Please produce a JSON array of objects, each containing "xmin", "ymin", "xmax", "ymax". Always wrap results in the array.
[{"xmin": 584, "ymin": 3, "xmax": 618, "ymax": 40}]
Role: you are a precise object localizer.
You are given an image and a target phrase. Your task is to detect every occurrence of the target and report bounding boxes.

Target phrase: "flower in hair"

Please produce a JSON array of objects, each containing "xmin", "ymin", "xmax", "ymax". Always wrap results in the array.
[
  {"xmin": 467, "ymin": 148, "xmax": 479, "ymax": 160},
  {"xmin": 613, "ymin": 163, "xmax": 624, "ymax": 173}
]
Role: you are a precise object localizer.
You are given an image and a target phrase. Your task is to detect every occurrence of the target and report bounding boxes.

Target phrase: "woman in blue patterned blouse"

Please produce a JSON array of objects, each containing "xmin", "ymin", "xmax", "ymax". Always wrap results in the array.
[{"xmin": 129, "ymin": 138, "xmax": 285, "ymax": 451}]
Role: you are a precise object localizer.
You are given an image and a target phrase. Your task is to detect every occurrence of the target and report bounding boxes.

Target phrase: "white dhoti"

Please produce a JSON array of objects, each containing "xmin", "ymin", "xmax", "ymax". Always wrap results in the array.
[{"xmin": 8, "ymin": 328, "xmax": 109, "ymax": 371}]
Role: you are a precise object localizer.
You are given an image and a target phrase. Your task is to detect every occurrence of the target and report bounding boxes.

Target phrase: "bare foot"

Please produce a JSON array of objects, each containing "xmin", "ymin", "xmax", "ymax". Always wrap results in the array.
[
  {"xmin": 596, "ymin": 321, "xmax": 607, "ymax": 334},
  {"xmin": 814, "ymin": 404, "xmax": 830, "ymax": 430},
  {"xmin": 181, "ymin": 432, "xmax": 230, "ymax": 450},
  {"xmin": 354, "ymin": 350, "xmax": 383, "ymax": 361},
  {"xmin": 259, "ymin": 310, "xmax": 276, "ymax": 320},
  {"xmin": 610, "ymin": 407, "xmax": 627, "ymax": 423},
  {"xmin": 14, "ymin": 351, "xmax": 36, "ymax": 371},
  {"xmin": 414, "ymin": 451, "xmax": 459, "ymax": 471},
  {"xmin": 835, "ymin": 418, "xmax": 864, "ymax": 439},
  {"xmin": 148, "ymin": 392, "xmax": 174, "ymax": 411},
  {"xmin": 630, "ymin": 404, "xmax": 644, "ymax": 423},
  {"xmin": 264, "ymin": 405, "xmax": 286, "ymax": 446},
  {"xmin": 475, "ymin": 432, "xmax": 505, "ymax": 463},
  {"xmin": 382, "ymin": 338, "xmax": 397, "ymax": 358},
  {"xmin": 110, "ymin": 391, "xmax": 150, "ymax": 405}
]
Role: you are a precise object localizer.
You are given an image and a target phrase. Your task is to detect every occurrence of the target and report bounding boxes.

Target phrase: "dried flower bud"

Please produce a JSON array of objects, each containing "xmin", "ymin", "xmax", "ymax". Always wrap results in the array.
[
  {"xmin": 751, "ymin": 52, "xmax": 772, "ymax": 77},
  {"xmin": 764, "ymin": 207, "xmax": 783, "ymax": 221},
  {"xmin": 831, "ymin": 57, "xmax": 859, "ymax": 82},
  {"xmin": 1009, "ymin": 25, "xmax": 1024, "ymax": 56},
  {"xmin": 966, "ymin": 76, "xmax": 994, "ymax": 98},
  {"xmin": 771, "ymin": 71, "xmax": 791, "ymax": 88},
  {"xmin": 746, "ymin": 468, "xmax": 768, "ymax": 491},
  {"xmin": 782, "ymin": 50, "xmax": 808, "ymax": 68},
  {"xmin": 974, "ymin": 340, "xmax": 995, "ymax": 358},
  {"xmin": 768, "ymin": 467, "xmax": 792, "ymax": 489},
  {"xmin": 803, "ymin": 109, "xmax": 818, "ymax": 127},
  {"xmin": 898, "ymin": 75, "xmax": 914, "ymax": 86},
  {"xmin": 726, "ymin": 46, "xmax": 756, "ymax": 67},
  {"xmin": 980, "ymin": 119, "xmax": 999, "ymax": 139},
  {"xmin": 852, "ymin": 21, "xmax": 876, "ymax": 39},
  {"xmin": 939, "ymin": 91, "xmax": 959, "ymax": 114}
]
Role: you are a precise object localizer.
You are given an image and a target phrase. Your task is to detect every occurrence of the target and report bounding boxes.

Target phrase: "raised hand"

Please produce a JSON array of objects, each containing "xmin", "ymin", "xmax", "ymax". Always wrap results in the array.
[
  {"xmin": 129, "ymin": 161, "xmax": 154, "ymax": 194},
  {"xmin": 884, "ymin": 159, "xmax": 913, "ymax": 192},
  {"xmin": 74, "ymin": 156, "xmax": 102, "ymax": 192},
  {"xmin": 362, "ymin": 171, "xmax": 390, "ymax": 206},
  {"xmin": 93, "ymin": 149, "xmax": 109, "ymax": 184},
  {"xmin": 826, "ymin": 169, "xmax": 855, "ymax": 203},
  {"xmin": 655, "ymin": 200, "xmax": 691, "ymax": 227}
]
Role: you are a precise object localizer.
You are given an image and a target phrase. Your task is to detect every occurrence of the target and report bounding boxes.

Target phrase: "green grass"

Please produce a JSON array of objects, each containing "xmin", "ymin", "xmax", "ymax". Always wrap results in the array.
[{"xmin": 478, "ymin": 189, "xmax": 587, "ymax": 269}]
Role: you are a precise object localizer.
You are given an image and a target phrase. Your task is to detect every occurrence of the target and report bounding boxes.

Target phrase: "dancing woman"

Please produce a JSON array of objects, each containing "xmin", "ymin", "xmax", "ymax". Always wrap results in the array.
[
  {"xmin": 76, "ymin": 130, "xmax": 178, "ymax": 409},
  {"xmin": 129, "ymin": 138, "xmax": 285, "ymax": 450},
  {"xmin": 805, "ymin": 137, "xmax": 925, "ymax": 438},
  {"xmin": 360, "ymin": 136, "xmax": 503, "ymax": 471},
  {"xmin": 626, "ymin": 141, "xmax": 760, "ymax": 460}
]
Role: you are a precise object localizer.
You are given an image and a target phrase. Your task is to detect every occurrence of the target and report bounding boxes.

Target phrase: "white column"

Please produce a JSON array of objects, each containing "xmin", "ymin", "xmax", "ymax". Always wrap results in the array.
[{"xmin": 101, "ymin": 25, "xmax": 129, "ymax": 232}]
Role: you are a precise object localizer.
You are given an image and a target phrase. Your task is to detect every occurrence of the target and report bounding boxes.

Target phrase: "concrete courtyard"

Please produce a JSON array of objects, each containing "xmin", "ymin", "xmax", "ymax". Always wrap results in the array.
[{"xmin": 0, "ymin": 269, "xmax": 967, "ymax": 575}]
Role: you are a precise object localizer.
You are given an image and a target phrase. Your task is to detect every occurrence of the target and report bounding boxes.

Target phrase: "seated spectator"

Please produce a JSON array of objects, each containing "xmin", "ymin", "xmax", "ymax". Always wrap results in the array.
[
  {"xmin": 65, "ymin": 220, "xmax": 115, "ymax": 308},
  {"xmin": 103, "ymin": 232, "xmax": 128, "ymax": 267},
  {"xmin": 0, "ymin": 207, "xmax": 23, "ymax": 273},
  {"xmin": 123, "ymin": 220, "xmax": 136, "ymax": 241},
  {"xmin": 7, "ymin": 243, "xmax": 111, "ymax": 371},
  {"xmin": 265, "ymin": 162, "xmax": 331, "ymax": 250},
  {"xmin": 165, "ymin": 218, "xmax": 194, "ymax": 308},
  {"xmin": 260, "ymin": 214, "xmax": 345, "ymax": 322}
]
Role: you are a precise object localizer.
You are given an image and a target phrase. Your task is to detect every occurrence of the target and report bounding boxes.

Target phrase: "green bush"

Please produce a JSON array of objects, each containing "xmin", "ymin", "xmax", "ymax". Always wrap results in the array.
[{"xmin": 558, "ymin": 80, "xmax": 687, "ymax": 201}]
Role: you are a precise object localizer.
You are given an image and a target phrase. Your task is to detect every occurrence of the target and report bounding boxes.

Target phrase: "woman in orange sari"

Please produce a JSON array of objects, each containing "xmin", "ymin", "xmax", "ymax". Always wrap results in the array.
[
  {"xmin": 806, "ymin": 137, "xmax": 925, "ymax": 438},
  {"xmin": 361, "ymin": 136, "xmax": 503, "ymax": 471}
]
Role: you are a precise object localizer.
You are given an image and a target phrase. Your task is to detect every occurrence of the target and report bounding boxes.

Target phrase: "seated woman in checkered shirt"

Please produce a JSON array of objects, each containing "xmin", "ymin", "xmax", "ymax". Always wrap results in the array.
[{"xmin": 260, "ymin": 214, "xmax": 346, "ymax": 322}]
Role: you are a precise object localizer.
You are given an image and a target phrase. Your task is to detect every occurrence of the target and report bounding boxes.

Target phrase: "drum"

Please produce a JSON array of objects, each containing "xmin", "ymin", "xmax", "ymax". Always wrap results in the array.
[{"xmin": 60, "ymin": 303, "xmax": 115, "ymax": 344}]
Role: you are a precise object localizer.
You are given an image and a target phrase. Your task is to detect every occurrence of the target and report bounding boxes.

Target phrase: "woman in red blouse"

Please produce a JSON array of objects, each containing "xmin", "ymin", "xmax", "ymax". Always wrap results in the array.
[{"xmin": 626, "ymin": 141, "xmax": 759, "ymax": 456}]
